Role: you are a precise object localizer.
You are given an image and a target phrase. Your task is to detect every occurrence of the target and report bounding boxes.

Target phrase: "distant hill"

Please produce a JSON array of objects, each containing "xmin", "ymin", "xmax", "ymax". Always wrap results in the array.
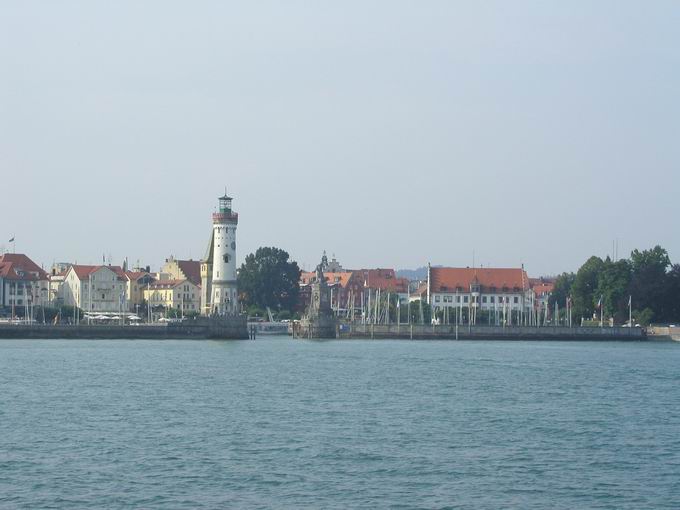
[{"xmin": 397, "ymin": 266, "xmax": 441, "ymax": 281}]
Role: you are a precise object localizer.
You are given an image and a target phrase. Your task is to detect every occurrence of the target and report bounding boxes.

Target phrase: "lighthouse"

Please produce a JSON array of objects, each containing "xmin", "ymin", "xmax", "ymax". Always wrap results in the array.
[{"xmin": 207, "ymin": 192, "xmax": 239, "ymax": 315}]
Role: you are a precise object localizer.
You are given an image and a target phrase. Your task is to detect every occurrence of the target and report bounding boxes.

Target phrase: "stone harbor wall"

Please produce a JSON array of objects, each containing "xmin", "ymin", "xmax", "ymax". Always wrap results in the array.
[
  {"xmin": 0, "ymin": 316, "xmax": 249, "ymax": 340},
  {"xmin": 338, "ymin": 323, "xmax": 646, "ymax": 341},
  {"xmin": 296, "ymin": 316, "xmax": 337, "ymax": 339}
]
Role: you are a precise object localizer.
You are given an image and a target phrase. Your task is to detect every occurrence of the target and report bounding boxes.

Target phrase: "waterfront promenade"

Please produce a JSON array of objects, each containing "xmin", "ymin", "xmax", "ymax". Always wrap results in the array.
[
  {"xmin": 337, "ymin": 323, "xmax": 646, "ymax": 341},
  {"xmin": 0, "ymin": 317, "xmax": 249, "ymax": 340}
]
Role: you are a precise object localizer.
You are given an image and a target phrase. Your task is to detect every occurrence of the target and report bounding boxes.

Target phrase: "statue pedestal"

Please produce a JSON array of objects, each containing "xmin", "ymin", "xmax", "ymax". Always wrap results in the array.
[
  {"xmin": 297, "ymin": 256, "xmax": 337, "ymax": 339},
  {"xmin": 299, "ymin": 314, "xmax": 336, "ymax": 339}
]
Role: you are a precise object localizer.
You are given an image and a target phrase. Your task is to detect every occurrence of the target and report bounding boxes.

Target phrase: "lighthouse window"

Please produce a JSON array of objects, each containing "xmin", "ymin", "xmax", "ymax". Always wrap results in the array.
[{"xmin": 223, "ymin": 254, "xmax": 230, "ymax": 263}]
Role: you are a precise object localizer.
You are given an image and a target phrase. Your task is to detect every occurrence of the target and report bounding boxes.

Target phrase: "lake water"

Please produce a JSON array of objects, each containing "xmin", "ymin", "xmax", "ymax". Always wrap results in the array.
[{"xmin": 1, "ymin": 338, "xmax": 679, "ymax": 509}]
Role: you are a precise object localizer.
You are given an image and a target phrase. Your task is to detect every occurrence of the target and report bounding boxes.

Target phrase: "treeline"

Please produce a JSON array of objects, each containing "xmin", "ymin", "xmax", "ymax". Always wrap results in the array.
[{"xmin": 549, "ymin": 246, "xmax": 680, "ymax": 325}]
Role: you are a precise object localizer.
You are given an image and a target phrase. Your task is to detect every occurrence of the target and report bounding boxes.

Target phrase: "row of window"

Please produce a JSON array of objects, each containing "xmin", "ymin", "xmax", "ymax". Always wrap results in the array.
[{"xmin": 435, "ymin": 295, "xmax": 521, "ymax": 304}]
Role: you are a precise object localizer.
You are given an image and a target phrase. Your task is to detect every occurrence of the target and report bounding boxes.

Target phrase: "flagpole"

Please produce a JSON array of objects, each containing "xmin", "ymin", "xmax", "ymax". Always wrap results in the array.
[
  {"xmin": 629, "ymin": 295, "xmax": 632, "ymax": 328},
  {"xmin": 600, "ymin": 295, "xmax": 604, "ymax": 328}
]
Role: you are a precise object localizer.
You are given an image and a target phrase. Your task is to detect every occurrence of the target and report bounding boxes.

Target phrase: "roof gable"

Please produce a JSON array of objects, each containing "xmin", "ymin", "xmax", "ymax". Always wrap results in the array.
[{"xmin": 0, "ymin": 254, "xmax": 48, "ymax": 281}]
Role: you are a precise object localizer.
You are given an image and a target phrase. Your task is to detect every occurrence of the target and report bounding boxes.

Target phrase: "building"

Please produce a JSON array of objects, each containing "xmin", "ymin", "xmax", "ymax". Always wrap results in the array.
[
  {"xmin": 143, "ymin": 279, "xmax": 200, "ymax": 315},
  {"xmin": 530, "ymin": 277, "xmax": 555, "ymax": 312},
  {"xmin": 201, "ymin": 192, "xmax": 239, "ymax": 315},
  {"xmin": 160, "ymin": 256, "xmax": 202, "ymax": 286},
  {"xmin": 0, "ymin": 253, "xmax": 49, "ymax": 314},
  {"xmin": 356, "ymin": 268, "xmax": 410, "ymax": 301},
  {"xmin": 299, "ymin": 259, "xmax": 410, "ymax": 314},
  {"xmin": 427, "ymin": 265, "xmax": 532, "ymax": 324},
  {"xmin": 299, "ymin": 270, "xmax": 361, "ymax": 312},
  {"xmin": 62, "ymin": 265, "xmax": 128, "ymax": 313},
  {"xmin": 125, "ymin": 270, "xmax": 156, "ymax": 311}
]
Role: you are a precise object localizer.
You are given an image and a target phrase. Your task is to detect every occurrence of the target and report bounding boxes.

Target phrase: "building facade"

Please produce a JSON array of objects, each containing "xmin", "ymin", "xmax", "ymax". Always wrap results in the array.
[
  {"xmin": 427, "ymin": 266, "xmax": 533, "ymax": 324},
  {"xmin": 62, "ymin": 265, "xmax": 128, "ymax": 313},
  {"xmin": 0, "ymin": 253, "xmax": 49, "ymax": 315},
  {"xmin": 160, "ymin": 256, "xmax": 201, "ymax": 286},
  {"xmin": 125, "ymin": 271, "xmax": 156, "ymax": 311},
  {"xmin": 143, "ymin": 279, "xmax": 200, "ymax": 314}
]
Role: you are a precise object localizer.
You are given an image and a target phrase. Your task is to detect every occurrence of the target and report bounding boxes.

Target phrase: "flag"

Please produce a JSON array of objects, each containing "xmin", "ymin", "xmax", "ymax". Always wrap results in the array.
[
  {"xmin": 628, "ymin": 296, "xmax": 632, "ymax": 307},
  {"xmin": 596, "ymin": 296, "xmax": 602, "ymax": 309},
  {"xmin": 8, "ymin": 237, "xmax": 14, "ymax": 243}
]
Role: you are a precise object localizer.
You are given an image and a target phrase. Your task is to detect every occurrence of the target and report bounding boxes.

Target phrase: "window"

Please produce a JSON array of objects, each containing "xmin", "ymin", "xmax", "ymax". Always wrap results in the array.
[
  {"xmin": 514, "ymin": 296, "xmax": 519, "ymax": 304},
  {"xmin": 482, "ymin": 296, "xmax": 487, "ymax": 303},
  {"xmin": 463, "ymin": 296, "xmax": 469, "ymax": 303},
  {"xmin": 490, "ymin": 296, "xmax": 495, "ymax": 303},
  {"xmin": 435, "ymin": 295, "xmax": 440, "ymax": 302}
]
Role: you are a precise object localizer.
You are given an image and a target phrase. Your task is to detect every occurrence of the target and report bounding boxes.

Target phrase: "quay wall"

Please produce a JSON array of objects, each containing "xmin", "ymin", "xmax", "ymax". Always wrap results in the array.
[
  {"xmin": 338, "ymin": 323, "xmax": 646, "ymax": 341},
  {"xmin": 648, "ymin": 326, "xmax": 680, "ymax": 341},
  {"xmin": 0, "ymin": 318, "xmax": 249, "ymax": 340}
]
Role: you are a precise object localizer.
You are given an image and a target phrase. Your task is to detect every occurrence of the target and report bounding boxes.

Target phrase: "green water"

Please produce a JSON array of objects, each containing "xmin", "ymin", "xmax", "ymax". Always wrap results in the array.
[{"xmin": 1, "ymin": 338, "xmax": 678, "ymax": 509}]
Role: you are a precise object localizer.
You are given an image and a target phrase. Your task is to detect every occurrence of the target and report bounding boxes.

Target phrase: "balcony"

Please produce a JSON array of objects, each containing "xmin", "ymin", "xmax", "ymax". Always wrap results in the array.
[{"xmin": 212, "ymin": 212, "xmax": 238, "ymax": 223}]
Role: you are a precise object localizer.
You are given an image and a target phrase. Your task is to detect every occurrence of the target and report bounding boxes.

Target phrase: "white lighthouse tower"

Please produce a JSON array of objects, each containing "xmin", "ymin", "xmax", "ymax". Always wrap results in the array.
[{"xmin": 209, "ymin": 192, "xmax": 239, "ymax": 315}]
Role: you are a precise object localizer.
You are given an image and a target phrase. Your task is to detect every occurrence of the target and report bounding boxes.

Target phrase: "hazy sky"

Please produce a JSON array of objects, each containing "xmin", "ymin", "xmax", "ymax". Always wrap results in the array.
[{"xmin": 1, "ymin": 1, "xmax": 679, "ymax": 276}]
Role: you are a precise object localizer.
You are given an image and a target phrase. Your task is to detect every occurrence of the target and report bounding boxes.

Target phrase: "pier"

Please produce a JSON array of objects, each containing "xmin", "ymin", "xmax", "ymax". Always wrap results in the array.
[
  {"xmin": 0, "ymin": 316, "xmax": 249, "ymax": 340},
  {"xmin": 336, "ymin": 323, "xmax": 646, "ymax": 341}
]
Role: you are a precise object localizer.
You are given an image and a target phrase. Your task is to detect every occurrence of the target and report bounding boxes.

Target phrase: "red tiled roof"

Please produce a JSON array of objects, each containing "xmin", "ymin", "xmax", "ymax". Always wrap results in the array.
[
  {"xmin": 300, "ymin": 271, "xmax": 355, "ymax": 288},
  {"xmin": 0, "ymin": 253, "xmax": 48, "ymax": 281},
  {"xmin": 125, "ymin": 271, "xmax": 150, "ymax": 281},
  {"xmin": 413, "ymin": 283, "xmax": 428, "ymax": 298},
  {"xmin": 176, "ymin": 260, "xmax": 201, "ymax": 286},
  {"xmin": 532, "ymin": 282, "xmax": 555, "ymax": 296},
  {"xmin": 355, "ymin": 269, "xmax": 409, "ymax": 293},
  {"xmin": 430, "ymin": 267, "xmax": 529, "ymax": 293},
  {"xmin": 69, "ymin": 265, "xmax": 127, "ymax": 281}
]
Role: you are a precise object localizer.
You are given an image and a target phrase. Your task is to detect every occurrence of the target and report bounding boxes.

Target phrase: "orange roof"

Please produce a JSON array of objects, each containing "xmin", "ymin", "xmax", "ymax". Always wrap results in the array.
[
  {"xmin": 176, "ymin": 260, "xmax": 201, "ymax": 286},
  {"xmin": 532, "ymin": 282, "xmax": 555, "ymax": 296},
  {"xmin": 0, "ymin": 253, "xmax": 48, "ymax": 281},
  {"xmin": 430, "ymin": 267, "xmax": 529, "ymax": 293},
  {"xmin": 125, "ymin": 271, "xmax": 152, "ymax": 281},
  {"xmin": 414, "ymin": 282, "xmax": 428, "ymax": 298},
  {"xmin": 69, "ymin": 265, "xmax": 127, "ymax": 281},
  {"xmin": 300, "ymin": 271, "xmax": 354, "ymax": 288},
  {"xmin": 355, "ymin": 268, "xmax": 409, "ymax": 293}
]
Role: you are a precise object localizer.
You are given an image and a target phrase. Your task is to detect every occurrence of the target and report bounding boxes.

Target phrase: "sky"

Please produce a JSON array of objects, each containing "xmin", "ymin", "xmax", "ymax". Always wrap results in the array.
[{"xmin": 1, "ymin": 1, "xmax": 679, "ymax": 276}]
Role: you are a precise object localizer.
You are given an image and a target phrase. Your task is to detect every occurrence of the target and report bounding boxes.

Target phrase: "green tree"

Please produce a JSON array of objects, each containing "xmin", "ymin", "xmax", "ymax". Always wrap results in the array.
[
  {"xmin": 595, "ymin": 258, "xmax": 632, "ymax": 323},
  {"xmin": 571, "ymin": 256, "xmax": 604, "ymax": 320},
  {"xmin": 629, "ymin": 246, "xmax": 671, "ymax": 321},
  {"xmin": 238, "ymin": 247, "xmax": 301, "ymax": 313},
  {"xmin": 403, "ymin": 300, "xmax": 432, "ymax": 324},
  {"xmin": 548, "ymin": 272, "xmax": 576, "ymax": 308},
  {"xmin": 661, "ymin": 265, "xmax": 680, "ymax": 322}
]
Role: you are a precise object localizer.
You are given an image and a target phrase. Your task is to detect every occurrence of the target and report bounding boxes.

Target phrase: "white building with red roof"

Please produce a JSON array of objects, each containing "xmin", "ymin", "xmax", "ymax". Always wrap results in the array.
[
  {"xmin": 63, "ymin": 264, "xmax": 129, "ymax": 313},
  {"xmin": 0, "ymin": 253, "xmax": 49, "ymax": 313},
  {"xmin": 427, "ymin": 265, "xmax": 533, "ymax": 324}
]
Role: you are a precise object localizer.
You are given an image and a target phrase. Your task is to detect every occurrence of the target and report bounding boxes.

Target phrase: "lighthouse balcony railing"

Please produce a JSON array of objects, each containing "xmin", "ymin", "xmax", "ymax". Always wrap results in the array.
[{"xmin": 212, "ymin": 212, "xmax": 239, "ymax": 222}]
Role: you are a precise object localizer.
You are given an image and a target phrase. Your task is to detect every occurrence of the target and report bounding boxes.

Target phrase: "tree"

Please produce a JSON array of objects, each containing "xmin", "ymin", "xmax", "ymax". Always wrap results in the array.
[
  {"xmin": 549, "ymin": 272, "xmax": 575, "ymax": 308},
  {"xmin": 238, "ymin": 247, "xmax": 301, "ymax": 313},
  {"xmin": 595, "ymin": 258, "xmax": 632, "ymax": 323},
  {"xmin": 629, "ymin": 246, "xmax": 671, "ymax": 321},
  {"xmin": 571, "ymin": 256, "xmax": 604, "ymax": 320},
  {"xmin": 658, "ymin": 264, "xmax": 680, "ymax": 323}
]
